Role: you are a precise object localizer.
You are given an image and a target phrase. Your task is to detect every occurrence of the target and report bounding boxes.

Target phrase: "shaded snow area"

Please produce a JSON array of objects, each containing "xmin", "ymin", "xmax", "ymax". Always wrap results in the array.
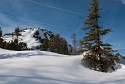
[{"xmin": 0, "ymin": 49, "xmax": 125, "ymax": 84}]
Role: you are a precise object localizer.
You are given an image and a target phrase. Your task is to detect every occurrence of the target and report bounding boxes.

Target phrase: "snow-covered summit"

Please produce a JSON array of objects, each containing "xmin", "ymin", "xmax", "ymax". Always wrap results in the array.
[{"xmin": 2, "ymin": 28, "xmax": 54, "ymax": 49}]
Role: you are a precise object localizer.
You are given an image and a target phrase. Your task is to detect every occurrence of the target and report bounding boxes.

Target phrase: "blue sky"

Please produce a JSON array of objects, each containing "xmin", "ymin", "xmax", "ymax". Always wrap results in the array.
[{"xmin": 0, "ymin": 0, "xmax": 125, "ymax": 55}]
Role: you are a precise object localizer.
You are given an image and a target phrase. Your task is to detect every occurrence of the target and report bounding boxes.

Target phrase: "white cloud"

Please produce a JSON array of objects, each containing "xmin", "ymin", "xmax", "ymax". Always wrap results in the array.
[
  {"xmin": 121, "ymin": 0, "xmax": 125, "ymax": 4},
  {"xmin": 0, "ymin": 13, "xmax": 17, "ymax": 33},
  {"xmin": 8, "ymin": 0, "xmax": 24, "ymax": 11},
  {"xmin": 0, "ymin": 13, "xmax": 46, "ymax": 34},
  {"xmin": 0, "ymin": 14, "xmax": 16, "ymax": 26}
]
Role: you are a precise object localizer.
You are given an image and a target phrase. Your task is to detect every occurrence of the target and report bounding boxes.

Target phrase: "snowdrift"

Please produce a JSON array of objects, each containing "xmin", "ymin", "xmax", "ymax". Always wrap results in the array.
[{"xmin": 0, "ymin": 48, "xmax": 125, "ymax": 84}]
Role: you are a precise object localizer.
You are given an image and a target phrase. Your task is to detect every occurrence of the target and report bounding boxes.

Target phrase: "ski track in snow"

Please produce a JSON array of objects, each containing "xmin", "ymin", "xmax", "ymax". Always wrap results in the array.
[{"xmin": 0, "ymin": 48, "xmax": 125, "ymax": 84}]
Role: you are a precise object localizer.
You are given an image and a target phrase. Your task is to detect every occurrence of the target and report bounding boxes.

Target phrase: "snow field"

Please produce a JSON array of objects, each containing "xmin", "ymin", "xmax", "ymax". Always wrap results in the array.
[{"xmin": 0, "ymin": 48, "xmax": 125, "ymax": 84}]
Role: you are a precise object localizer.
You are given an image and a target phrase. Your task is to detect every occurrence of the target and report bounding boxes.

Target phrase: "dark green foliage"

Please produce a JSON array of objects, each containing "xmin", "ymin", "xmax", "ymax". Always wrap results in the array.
[
  {"xmin": 40, "ymin": 34, "xmax": 69, "ymax": 55},
  {"xmin": 33, "ymin": 30, "xmax": 41, "ymax": 41},
  {"xmin": 15, "ymin": 27, "xmax": 21, "ymax": 37},
  {"xmin": 14, "ymin": 27, "xmax": 21, "ymax": 44},
  {"xmin": 39, "ymin": 38, "xmax": 45, "ymax": 43},
  {"xmin": 40, "ymin": 39, "xmax": 49, "ymax": 51},
  {"xmin": 0, "ymin": 27, "xmax": 28, "ymax": 51},
  {"xmin": 0, "ymin": 37, "xmax": 27, "ymax": 51},
  {"xmin": 0, "ymin": 27, "xmax": 69, "ymax": 54},
  {"xmin": 0, "ymin": 37, "xmax": 4, "ymax": 48},
  {"xmin": 49, "ymin": 34, "xmax": 69, "ymax": 55},
  {"xmin": 81, "ymin": 0, "xmax": 120, "ymax": 72},
  {"xmin": 38, "ymin": 36, "xmax": 41, "ymax": 40},
  {"xmin": 35, "ymin": 45, "xmax": 40, "ymax": 50},
  {"xmin": 34, "ymin": 30, "xmax": 40, "ymax": 36},
  {"xmin": 44, "ymin": 33, "xmax": 48, "ymax": 39},
  {"xmin": 3, "ymin": 39, "xmax": 27, "ymax": 51},
  {"xmin": 18, "ymin": 42, "xmax": 28, "ymax": 50},
  {"xmin": 0, "ymin": 27, "xmax": 2, "ymax": 37}
]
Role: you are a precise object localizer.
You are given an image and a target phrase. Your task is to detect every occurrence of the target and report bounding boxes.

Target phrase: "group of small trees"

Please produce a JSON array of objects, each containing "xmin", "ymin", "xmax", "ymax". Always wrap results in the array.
[
  {"xmin": 40, "ymin": 34, "xmax": 69, "ymax": 55},
  {"xmin": 0, "ymin": 27, "xmax": 28, "ymax": 51},
  {"xmin": 32, "ymin": 30, "xmax": 69, "ymax": 55},
  {"xmin": 0, "ymin": 27, "xmax": 2, "ymax": 37},
  {"xmin": 3, "ymin": 39, "xmax": 27, "ymax": 51},
  {"xmin": 33, "ymin": 30, "xmax": 41, "ymax": 40},
  {"xmin": 0, "ymin": 27, "xmax": 69, "ymax": 54},
  {"xmin": 49, "ymin": 34, "xmax": 69, "ymax": 54}
]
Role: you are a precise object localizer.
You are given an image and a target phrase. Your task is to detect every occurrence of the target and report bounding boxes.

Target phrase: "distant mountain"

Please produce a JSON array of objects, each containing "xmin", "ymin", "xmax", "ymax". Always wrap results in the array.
[{"xmin": 2, "ymin": 28, "xmax": 54, "ymax": 49}]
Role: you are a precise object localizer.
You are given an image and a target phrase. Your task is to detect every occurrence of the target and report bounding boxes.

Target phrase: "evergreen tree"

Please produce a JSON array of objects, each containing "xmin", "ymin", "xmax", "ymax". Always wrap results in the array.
[
  {"xmin": 0, "ymin": 37, "xmax": 4, "ymax": 48},
  {"xmin": 0, "ymin": 27, "xmax": 2, "ymax": 37},
  {"xmin": 49, "ymin": 34, "xmax": 69, "ymax": 55},
  {"xmin": 15, "ymin": 27, "xmax": 21, "ymax": 44},
  {"xmin": 81, "ymin": 0, "xmax": 120, "ymax": 72},
  {"xmin": 40, "ymin": 39, "xmax": 49, "ymax": 51},
  {"xmin": 34, "ymin": 30, "xmax": 40, "ymax": 40},
  {"xmin": 18, "ymin": 42, "xmax": 27, "ymax": 50},
  {"xmin": 34, "ymin": 30, "xmax": 40, "ymax": 36}
]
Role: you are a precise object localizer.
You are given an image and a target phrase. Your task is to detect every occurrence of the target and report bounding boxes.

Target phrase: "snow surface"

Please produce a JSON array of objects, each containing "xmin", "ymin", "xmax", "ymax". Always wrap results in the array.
[
  {"xmin": 0, "ymin": 48, "xmax": 125, "ymax": 84},
  {"xmin": 20, "ymin": 28, "xmax": 40, "ymax": 48}
]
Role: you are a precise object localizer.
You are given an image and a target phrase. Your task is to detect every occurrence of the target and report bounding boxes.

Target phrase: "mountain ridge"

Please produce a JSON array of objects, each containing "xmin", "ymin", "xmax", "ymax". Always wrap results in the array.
[{"xmin": 2, "ymin": 28, "xmax": 54, "ymax": 49}]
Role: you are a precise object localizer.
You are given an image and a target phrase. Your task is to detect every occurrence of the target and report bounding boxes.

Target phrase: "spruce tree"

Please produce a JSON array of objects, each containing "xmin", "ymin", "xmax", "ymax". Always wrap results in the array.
[
  {"xmin": 49, "ymin": 34, "xmax": 69, "ymax": 55},
  {"xmin": 0, "ymin": 27, "xmax": 2, "ymax": 37},
  {"xmin": 40, "ymin": 39, "xmax": 49, "ymax": 51},
  {"xmin": 34, "ymin": 30, "xmax": 40, "ymax": 36},
  {"xmin": 15, "ymin": 27, "xmax": 21, "ymax": 42},
  {"xmin": 81, "ymin": 0, "xmax": 120, "ymax": 72},
  {"xmin": 0, "ymin": 37, "xmax": 4, "ymax": 48}
]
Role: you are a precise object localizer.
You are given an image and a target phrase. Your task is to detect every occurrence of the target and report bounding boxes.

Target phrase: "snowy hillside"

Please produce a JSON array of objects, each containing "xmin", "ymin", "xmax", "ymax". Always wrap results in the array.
[
  {"xmin": 0, "ymin": 48, "xmax": 125, "ymax": 84},
  {"xmin": 2, "ymin": 28, "xmax": 53, "ymax": 49}
]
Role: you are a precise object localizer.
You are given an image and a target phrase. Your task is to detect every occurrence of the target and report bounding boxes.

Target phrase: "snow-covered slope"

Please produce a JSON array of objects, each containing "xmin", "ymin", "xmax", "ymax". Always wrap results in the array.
[
  {"xmin": 2, "ymin": 28, "xmax": 53, "ymax": 49},
  {"xmin": 0, "ymin": 48, "xmax": 125, "ymax": 84}
]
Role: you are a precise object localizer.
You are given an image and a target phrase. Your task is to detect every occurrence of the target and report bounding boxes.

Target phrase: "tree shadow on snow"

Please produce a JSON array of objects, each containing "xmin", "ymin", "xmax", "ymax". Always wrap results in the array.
[
  {"xmin": 0, "ymin": 74, "xmax": 83, "ymax": 84},
  {"xmin": 0, "ymin": 51, "xmax": 66, "ymax": 59},
  {"xmin": 0, "ymin": 52, "xmax": 43, "ymax": 59}
]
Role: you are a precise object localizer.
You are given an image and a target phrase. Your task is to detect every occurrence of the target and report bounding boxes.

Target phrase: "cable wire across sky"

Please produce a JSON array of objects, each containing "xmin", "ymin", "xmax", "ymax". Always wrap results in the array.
[
  {"xmin": 0, "ymin": 13, "xmax": 82, "ymax": 32},
  {"xmin": 24, "ymin": 0, "xmax": 125, "ymax": 27},
  {"xmin": 25, "ymin": 0, "xmax": 86, "ymax": 16}
]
